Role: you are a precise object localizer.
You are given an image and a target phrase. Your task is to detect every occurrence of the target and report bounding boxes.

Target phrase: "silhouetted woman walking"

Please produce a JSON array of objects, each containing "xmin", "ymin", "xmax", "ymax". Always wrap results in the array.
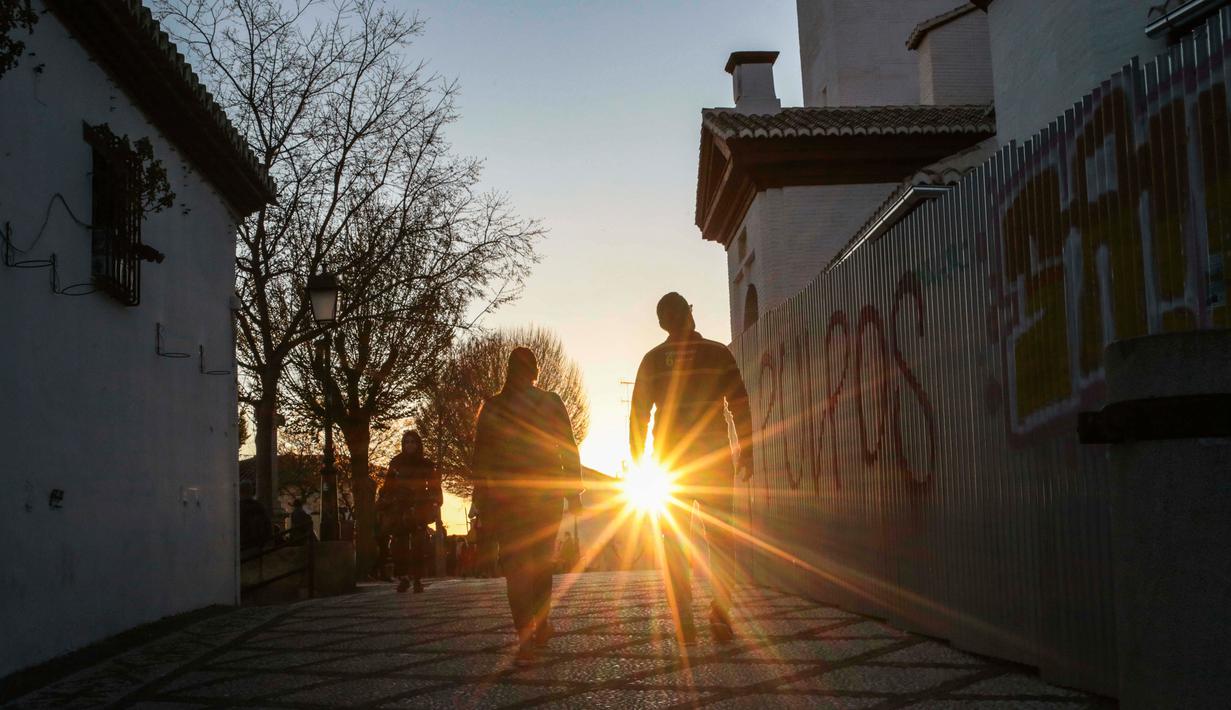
[
  {"xmin": 472, "ymin": 347, "xmax": 583, "ymax": 663},
  {"xmin": 381, "ymin": 430, "xmax": 442, "ymax": 593}
]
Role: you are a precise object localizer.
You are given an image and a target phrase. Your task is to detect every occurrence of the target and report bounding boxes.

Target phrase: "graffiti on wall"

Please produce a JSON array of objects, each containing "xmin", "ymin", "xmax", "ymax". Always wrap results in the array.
[
  {"xmin": 992, "ymin": 59, "xmax": 1230, "ymax": 441},
  {"xmin": 750, "ymin": 46, "xmax": 1231, "ymax": 483},
  {"xmin": 755, "ymin": 271, "xmax": 937, "ymax": 493}
]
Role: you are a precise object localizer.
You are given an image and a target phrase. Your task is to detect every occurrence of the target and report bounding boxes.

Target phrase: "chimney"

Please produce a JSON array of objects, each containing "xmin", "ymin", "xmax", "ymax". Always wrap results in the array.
[{"xmin": 726, "ymin": 51, "xmax": 781, "ymax": 114}]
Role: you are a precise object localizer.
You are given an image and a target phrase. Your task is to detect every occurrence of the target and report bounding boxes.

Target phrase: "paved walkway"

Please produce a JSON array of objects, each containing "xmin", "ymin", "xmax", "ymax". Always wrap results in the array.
[{"xmin": 9, "ymin": 572, "xmax": 1104, "ymax": 709}]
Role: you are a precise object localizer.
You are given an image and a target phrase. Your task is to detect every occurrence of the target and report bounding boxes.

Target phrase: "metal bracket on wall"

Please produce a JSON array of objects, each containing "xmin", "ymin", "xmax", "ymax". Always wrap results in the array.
[
  {"xmin": 2, "ymin": 222, "xmax": 95, "ymax": 295},
  {"xmin": 3, "ymin": 222, "xmax": 53, "ymax": 269},
  {"xmin": 1078, "ymin": 393, "xmax": 1231, "ymax": 444},
  {"xmin": 155, "ymin": 322, "xmax": 191, "ymax": 359},
  {"xmin": 199, "ymin": 345, "xmax": 231, "ymax": 376}
]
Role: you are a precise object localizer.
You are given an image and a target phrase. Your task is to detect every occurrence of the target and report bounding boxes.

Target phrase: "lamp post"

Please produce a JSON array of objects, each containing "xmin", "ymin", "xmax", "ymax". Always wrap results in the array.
[{"xmin": 307, "ymin": 273, "xmax": 342, "ymax": 542}]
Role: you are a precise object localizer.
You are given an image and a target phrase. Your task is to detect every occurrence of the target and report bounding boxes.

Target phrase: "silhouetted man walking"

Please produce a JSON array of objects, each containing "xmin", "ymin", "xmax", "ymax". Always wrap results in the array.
[
  {"xmin": 630, "ymin": 292, "xmax": 752, "ymax": 644},
  {"xmin": 473, "ymin": 347, "xmax": 583, "ymax": 663},
  {"xmin": 383, "ymin": 430, "xmax": 443, "ymax": 594}
]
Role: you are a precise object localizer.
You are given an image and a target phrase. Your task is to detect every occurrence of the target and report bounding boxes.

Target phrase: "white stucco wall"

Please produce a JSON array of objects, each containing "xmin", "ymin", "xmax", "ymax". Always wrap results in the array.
[
  {"xmin": 797, "ymin": 0, "xmax": 958, "ymax": 107},
  {"xmin": 727, "ymin": 183, "xmax": 899, "ymax": 335},
  {"xmin": 918, "ymin": 10, "xmax": 994, "ymax": 105},
  {"xmin": 985, "ymin": 0, "xmax": 1168, "ymax": 143},
  {"xmin": 0, "ymin": 7, "xmax": 240, "ymax": 677}
]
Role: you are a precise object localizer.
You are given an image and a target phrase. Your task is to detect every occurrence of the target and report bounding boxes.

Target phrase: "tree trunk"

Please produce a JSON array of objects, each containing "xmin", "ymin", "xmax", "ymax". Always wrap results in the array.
[
  {"xmin": 253, "ymin": 373, "xmax": 279, "ymax": 518},
  {"xmin": 342, "ymin": 420, "xmax": 376, "ymax": 579}
]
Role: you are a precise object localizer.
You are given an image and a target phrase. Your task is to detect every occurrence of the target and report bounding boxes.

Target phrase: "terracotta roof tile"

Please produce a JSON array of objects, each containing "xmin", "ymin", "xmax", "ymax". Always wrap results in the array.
[{"xmin": 702, "ymin": 104, "xmax": 995, "ymax": 140}]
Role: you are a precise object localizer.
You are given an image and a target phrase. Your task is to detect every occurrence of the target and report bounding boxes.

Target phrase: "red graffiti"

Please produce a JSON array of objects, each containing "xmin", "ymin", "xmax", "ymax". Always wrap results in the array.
[
  {"xmin": 758, "ymin": 348, "xmax": 780, "ymax": 502},
  {"xmin": 822, "ymin": 312, "xmax": 849, "ymax": 488},
  {"xmin": 755, "ymin": 273, "xmax": 937, "ymax": 491},
  {"xmin": 890, "ymin": 272, "xmax": 937, "ymax": 483},
  {"xmin": 855, "ymin": 304, "xmax": 889, "ymax": 465},
  {"xmin": 787, "ymin": 332, "xmax": 814, "ymax": 490}
]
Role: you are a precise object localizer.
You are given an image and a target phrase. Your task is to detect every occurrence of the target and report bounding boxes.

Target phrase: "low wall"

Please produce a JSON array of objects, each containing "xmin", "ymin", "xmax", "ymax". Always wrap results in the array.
[{"xmin": 241, "ymin": 541, "xmax": 355, "ymax": 605}]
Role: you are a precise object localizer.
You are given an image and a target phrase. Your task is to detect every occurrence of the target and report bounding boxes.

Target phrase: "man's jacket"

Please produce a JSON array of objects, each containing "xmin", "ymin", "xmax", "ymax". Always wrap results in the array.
[
  {"xmin": 629, "ymin": 330, "xmax": 752, "ymax": 471},
  {"xmin": 472, "ymin": 384, "xmax": 583, "ymax": 509}
]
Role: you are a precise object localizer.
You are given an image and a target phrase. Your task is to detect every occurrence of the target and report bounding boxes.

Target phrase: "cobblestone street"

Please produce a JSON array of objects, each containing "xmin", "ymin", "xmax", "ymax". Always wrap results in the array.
[{"xmin": 9, "ymin": 572, "xmax": 1104, "ymax": 709}]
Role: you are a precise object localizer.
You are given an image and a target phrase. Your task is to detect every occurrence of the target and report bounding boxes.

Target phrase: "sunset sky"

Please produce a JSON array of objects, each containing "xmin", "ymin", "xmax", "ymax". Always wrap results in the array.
[
  {"xmin": 407, "ymin": 1, "xmax": 803, "ymax": 524},
  {"xmin": 242, "ymin": 1, "xmax": 806, "ymax": 530}
]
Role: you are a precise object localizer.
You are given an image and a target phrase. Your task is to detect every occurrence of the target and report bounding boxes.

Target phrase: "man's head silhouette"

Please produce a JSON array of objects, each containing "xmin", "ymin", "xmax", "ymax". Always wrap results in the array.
[
  {"xmin": 505, "ymin": 347, "xmax": 539, "ymax": 389},
  {"xmin": 657, "ymin": 292, "xmax": 694, "ymax": 337}
]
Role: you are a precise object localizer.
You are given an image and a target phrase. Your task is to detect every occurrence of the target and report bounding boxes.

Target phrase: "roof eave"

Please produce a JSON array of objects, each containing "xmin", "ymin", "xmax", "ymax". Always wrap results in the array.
[
  {"xmin": 46, "ymin": 0, "xmax": 275, "ymax": 216},
  {"xmin": 694, "ymin": 128, "xmax": 994, "ymax": 246},
  {"xmin": 829, "ymin": 184, "xmax": 952, "ymax": 270}
]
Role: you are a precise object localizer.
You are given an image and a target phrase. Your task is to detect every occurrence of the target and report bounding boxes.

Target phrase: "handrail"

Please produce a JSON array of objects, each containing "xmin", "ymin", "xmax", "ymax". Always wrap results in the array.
[
  {"xmin": 241, "ymin": 526, "xmax": 302, "ymax": 564},
  {"xmin": 240, "ymin": 528, "xmax": 316, "ymax": 598}
]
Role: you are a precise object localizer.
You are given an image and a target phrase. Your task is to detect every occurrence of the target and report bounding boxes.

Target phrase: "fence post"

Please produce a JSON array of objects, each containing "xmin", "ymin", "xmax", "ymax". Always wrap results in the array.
[
  {"xmin": 1081, "ymin": 330, "xmax": 1231, "ymax": 707},
  {"xmin": 308, "ymin": 534, "xmax": 316, "ymax": 599}
]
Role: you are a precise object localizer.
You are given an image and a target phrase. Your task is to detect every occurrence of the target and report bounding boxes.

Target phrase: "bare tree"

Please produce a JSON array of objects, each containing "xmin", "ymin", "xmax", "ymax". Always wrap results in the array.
[
  {"xmin": 237, "ymin": 406, "xmax": 250, "ymax": 451},
  {"xmin": 417, "ymin": 325, "xmax": 590, "ymax": 498},
  {"xmin": 238, "ymin": 426, "xmax": 354, "ymax": 525},
  {"xmin": 281, "ymin": 197, "xmax": 538, "ymax": 572},
  {"xmin": 155, "ymin": 0, "xmax": 540, "ymax": 512}
]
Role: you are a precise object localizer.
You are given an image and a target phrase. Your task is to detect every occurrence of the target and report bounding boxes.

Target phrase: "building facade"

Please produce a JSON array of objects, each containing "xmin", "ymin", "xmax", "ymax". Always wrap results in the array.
[
  {"xmin": 703, "ymin": 0, "xmax": 1196, "ymax": 339},
  {"xmin": 0, "ymin": 0, "xmax": 271, "ymax": 676},
  {"xmin": 797, "ymin": 0, "xmax": 959, "ymax": 107},
  {"xmin": 698, "ymin": 2, "xmax": 997, "ymax": 336},
  {"xmin": 696, "ymin": 0, "xmax": 1231, "ymax": 695},
  {"xmin": 976, "ymin": 0, "xmax": 1177, "ymax": 142}
]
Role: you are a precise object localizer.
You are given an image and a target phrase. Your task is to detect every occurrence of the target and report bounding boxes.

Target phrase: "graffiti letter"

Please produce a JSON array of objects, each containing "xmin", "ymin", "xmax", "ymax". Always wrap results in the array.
[
  {"xmin": 823, "ymin": 311, "xmax": 849, "ymax": 489},
  {"xmin": 790, "ymin": 330, "xmax": 819, "ymax": 490},
  {"xmin": 855, "ymin": 305, "xmax": 889, "ymax": 465},
  {"xmin": 890, "ymin": 273, "xmax": 937, "ymax": 483},
  {"xmin": 757, "ymin": 348, "xmax": 779, "ymax": 497}
]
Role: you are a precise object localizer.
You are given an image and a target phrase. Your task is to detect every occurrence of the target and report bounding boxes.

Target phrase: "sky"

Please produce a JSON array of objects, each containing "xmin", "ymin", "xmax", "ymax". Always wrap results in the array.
[
  {"xmin": 240, "ymin": 1, "xmax": 804, "ymax": 531},
  {"xmin": 401, "ymin": 1, "xmax": 804, "ymax": 518}
]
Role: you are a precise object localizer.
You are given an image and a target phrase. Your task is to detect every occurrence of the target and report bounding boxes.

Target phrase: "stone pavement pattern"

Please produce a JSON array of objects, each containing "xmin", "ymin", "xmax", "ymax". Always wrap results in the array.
[{"xmin": 9, "ymin": 571, "xmax": 1104, "ymax": 709}]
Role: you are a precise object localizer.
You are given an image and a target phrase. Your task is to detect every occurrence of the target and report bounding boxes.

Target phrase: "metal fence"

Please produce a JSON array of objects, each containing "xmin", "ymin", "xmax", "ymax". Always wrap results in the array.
[{"xmin": 730, "ymin": 9, "xmax": 1231, "ymax": 696}]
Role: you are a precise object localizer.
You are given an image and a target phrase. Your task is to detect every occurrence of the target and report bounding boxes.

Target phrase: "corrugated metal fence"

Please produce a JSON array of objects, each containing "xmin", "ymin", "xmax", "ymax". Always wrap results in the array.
[{"xmin": 730, "ymin": 10, "xmax": 1231, "ymax": 696}]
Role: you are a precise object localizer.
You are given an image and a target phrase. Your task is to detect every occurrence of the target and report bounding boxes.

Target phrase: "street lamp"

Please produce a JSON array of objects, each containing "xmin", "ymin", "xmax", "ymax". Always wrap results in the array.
[
  {"xmin": 307, "ymin": 273, "xmax": 341, "ymax": 323},
  {"xmin": 307, "ymin": 272, "xmax": 342, "ymax": 541}
]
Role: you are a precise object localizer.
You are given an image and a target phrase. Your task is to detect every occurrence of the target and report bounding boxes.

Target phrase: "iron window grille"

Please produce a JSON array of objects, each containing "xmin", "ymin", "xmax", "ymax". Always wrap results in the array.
[{"xmin": 84, "ymin": 123, "xmax": 143, "ymax": 306}]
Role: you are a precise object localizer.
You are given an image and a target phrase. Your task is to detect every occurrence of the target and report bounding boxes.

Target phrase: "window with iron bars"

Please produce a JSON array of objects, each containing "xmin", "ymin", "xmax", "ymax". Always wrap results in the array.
[{"xmin": 84, "ymin": 123, "xmax": 144, "ymax": 306}]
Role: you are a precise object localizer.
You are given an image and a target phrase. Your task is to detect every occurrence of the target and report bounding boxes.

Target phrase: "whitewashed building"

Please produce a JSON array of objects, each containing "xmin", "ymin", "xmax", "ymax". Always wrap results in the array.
[
  {"xmin": 0, "ymin": 0, "xmax": 273, "ymax": 676},
  {"xmin": 974, "ymin": 0, "xmax": 1186, "ymax": 142},
  {"xmin": 698, "ymin": 2, "xmax": 997, "ymax": 336},
  {"xmin": 698, "ymin": 0, "xmax": 1208, "ymax": 334}
]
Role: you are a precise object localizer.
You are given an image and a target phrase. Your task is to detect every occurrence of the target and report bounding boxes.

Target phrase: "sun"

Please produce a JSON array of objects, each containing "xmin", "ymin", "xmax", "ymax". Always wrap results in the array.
[{"xmin": 621, "ymin": 460, "xmax": 677, "ymax": 514}]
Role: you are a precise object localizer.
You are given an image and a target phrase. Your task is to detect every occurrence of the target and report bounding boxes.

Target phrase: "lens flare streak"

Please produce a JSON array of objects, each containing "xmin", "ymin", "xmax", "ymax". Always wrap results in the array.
[{"xmin": 620, "ymin": 461, "xmax": 677, "ymax": 514}]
